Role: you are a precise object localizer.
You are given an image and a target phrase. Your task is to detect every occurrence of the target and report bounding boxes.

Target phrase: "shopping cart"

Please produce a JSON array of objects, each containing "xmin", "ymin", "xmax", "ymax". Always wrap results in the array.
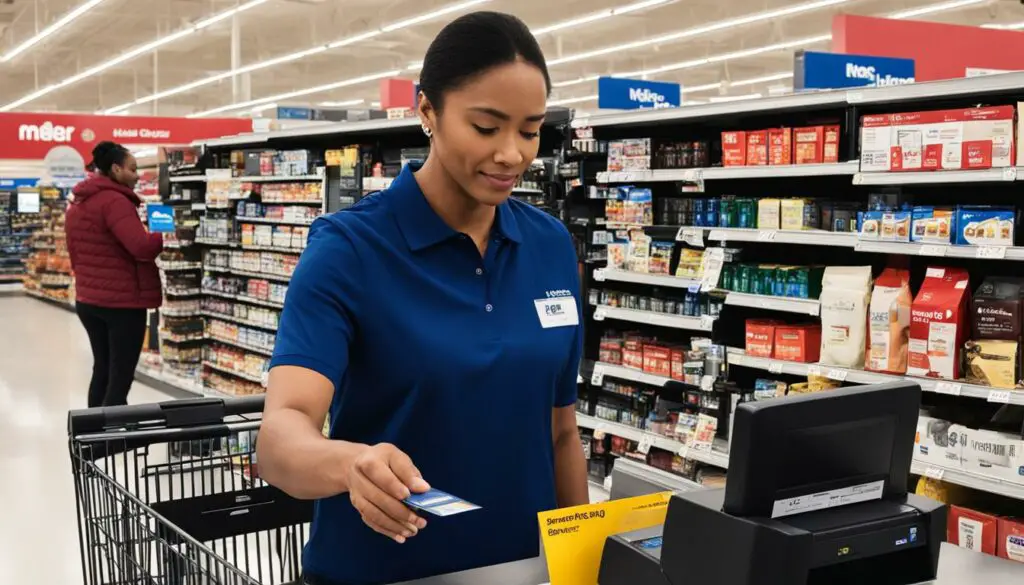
[{"xmin": 68, "ymin": 396, "xmax": 313, "ymax": 585}]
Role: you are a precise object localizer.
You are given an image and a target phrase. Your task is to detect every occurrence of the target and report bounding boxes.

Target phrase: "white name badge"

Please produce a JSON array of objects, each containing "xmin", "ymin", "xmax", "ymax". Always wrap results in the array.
[{"xmin": 534, "ymin": 297, "xmax": 580, "ymax": 329}]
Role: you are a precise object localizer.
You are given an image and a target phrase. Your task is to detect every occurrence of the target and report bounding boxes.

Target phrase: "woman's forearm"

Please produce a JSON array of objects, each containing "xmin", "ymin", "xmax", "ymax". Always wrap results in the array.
[
  {"xmin": 257, "ymin": 407, "xmax": 368, "ymax": 500},
  {"xmin": 553, "ymin": 427, "xmax": 590, "ymax": 507}
]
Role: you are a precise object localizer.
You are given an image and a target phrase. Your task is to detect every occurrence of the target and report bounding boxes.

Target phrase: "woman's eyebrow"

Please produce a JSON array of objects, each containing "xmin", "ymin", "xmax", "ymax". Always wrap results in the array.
[{"xmin": 469, "ymin": 106, "xmax": 546, "ymax": 122}]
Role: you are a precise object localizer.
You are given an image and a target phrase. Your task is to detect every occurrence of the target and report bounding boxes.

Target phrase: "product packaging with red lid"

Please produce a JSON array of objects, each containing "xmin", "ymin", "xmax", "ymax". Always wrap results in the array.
[
  {"xmin": 721, "ymin": 131, "xmax": 747, "ymax": 167},
  {"xmin": 948, "ymin": 506, "xmax": 999, "ymax": 556},
  {"xmin": 746, "ymin": 131, "xmax": 769, "ymax": 166},
  {"xmin": 908, "ymin": 267, "xmax": 971, "ymax": 380}
]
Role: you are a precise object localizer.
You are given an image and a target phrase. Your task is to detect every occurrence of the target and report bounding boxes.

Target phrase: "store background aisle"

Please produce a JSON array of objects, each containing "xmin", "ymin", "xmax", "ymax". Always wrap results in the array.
[{"xmin": 0, "ymin": 296, "xmax": 167, "ymax": 584}]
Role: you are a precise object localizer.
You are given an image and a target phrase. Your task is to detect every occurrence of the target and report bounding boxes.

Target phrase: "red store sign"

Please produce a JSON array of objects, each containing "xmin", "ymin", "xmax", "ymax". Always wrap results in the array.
[{"xmin": 0, "ymin": 112, "xmax": 253, "ymax": 160}]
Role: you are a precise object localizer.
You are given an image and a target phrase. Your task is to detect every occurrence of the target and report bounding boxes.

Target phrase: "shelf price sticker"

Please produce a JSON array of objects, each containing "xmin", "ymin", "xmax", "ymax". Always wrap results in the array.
[
  {"xmin": 677, "ymin": 443, "xmax": 690, "ymax": 459},
  {"xmin": 637, "ymin": 436, "xmax": 654, "ymax": 455},
  {"xmin": 593, "ymin": 308, "xmax": 607, "ymax": 321},
  {"xmin": 923, "ymin": 467, "xmax": 945, "ymax": 481},
  {"xmin": 675, "ymin": 227, "xmax": 705, "ymax": 248},
  {"xmin": 700, "ymin": 375, "xmax": 715, "ymax": 392},
  {"xmin": 807, "ymin": 365, "xmax": 823, "ymax": 378},
  {"xmin": 919, "ymin": 244, "xmax": 947, "ymax": 257},
  {"xmin": 593, "ymin": 269, "xmax": 606, "ymax": 282},
  {"xmin": 592, "ymin": 231, "xmax": 611, "ymax": 246},
  {"xmin": 933, "ymin": 382, "xmax": 962, "ymax": 396},
  {"xmin": 826, "ymin": 368, "xmax": 848, "ymax": 382},
  {"xmin": 757, "ymin": 230, "xmax": 777, "ymax": 242},
  {"xmin": 591, "ymin": 366, "xmax": 605, "ymax": 387},
  {"xmin": 976, "ymin": 246, "xmax": 1007, "ymax": 260},
  {"xmin": 699, "ymin": 315, "xmax": 715, "ymax": 331},
  {"xmin": 1003, "ymin": 167, "xmax": 1018, "ymax": 181},
  {"xmin": 768, "ymin": 361, "xmax": 784, "ymax": 375},
  {"xmin": 988, "ymin": 390, "xmax": 1012, "ymax": 404}
]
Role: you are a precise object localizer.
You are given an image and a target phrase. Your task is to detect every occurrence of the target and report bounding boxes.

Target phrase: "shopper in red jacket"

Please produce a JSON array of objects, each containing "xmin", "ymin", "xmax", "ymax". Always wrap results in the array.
[{"xmin": 67, "ymin": 141, "xmax": 164, "ymax": 407}]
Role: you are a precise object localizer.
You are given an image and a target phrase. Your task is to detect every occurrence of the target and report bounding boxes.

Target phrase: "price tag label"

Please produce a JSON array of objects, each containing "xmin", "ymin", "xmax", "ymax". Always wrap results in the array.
[
  {"xmin": 807, "ymin": 365, "xmax": 823, "ymax": 378},
  {"xmin": 768, "ymin": 362, "xmax": 784, "ymax": 375},
  {"xmin": 988, "ymin": 390, "xmax": 1012, "ymax": 404},
  {"xmin": 591, "ymin": 367, "xmax": 604, "ymax": 386},
  {"xmin": 676, "ymin": 227, "xmax": 705, "ymax": 248},
  {"xmin": 593, "ymin": 269, "xmax": 606, "ymax": 282},
  {"xmin": 637, "ymin": 436, "xmax": 654, "ymax": 455},
  {"xmin": 678, "ymin": 444, "xmax": 690, "ymax": 459},
  {"xmin": 757, "ymin": 230, "xmax": 777, "ymax": 242},
  {"xmin": 592, "ymin": 230, "xmax": 610, "ymax": 245},
  {"xmin": 1003, "ymin": 167, "xmax": 1017, "ymax": 181},
  {"xmin": 976, "ymin": 246, "xmax": 1007, "ymax": 260},
  {"xmin": 699, "ymin": 315, "xmax": 715, "ymax": 330},
  {"xmin": 852, "ymin": 173, "xmax": 865, "ymax": 186},
  {"xmin": 593, "ymin": 308, "xmax": 607, "ymax": 321},
  {"xmin": 826, "ymin": 368, "xmax": 848, "ymax": 382},
  {"xmin": 700, "ymin": 375, "xmax": 715, "ymax": 391},
  {"xmin": 934, "ymin": 382, "xmax": 962, "ymax": 396},
  {"xmin": 924, "ymin": 467, "xmax": 945, "ymax": 481},
  {"xmin": 919, "ymin": 244, "xmax": 947, "ymax": 257}
]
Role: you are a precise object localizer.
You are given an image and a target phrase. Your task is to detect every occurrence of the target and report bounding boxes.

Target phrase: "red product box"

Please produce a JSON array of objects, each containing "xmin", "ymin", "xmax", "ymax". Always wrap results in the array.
[
  {"xmin": 746, "ymin": 131, "xmax": 769, "ymax": 166},
  {"xmin": 823, "ymin": 125, "xmax": 841, "ymax": 163},
  {"xmin": 721, "ymin": 131, "xmax": 747, "ymax": 167},
  {"xmin": 794, "ymin": 126, "xmax": 825, "ymax": 164},
  {"xmin": 599, "ymin": 337, "xmax": 623, "ymax": 365},
  {"xmin": 643, "ymin": 344, "xmax": 672, "ymax": 377},
  {"xmin": 908, "ymin": 267, "xmax": 971, "ymax": 380},
  {"xmin": 745, "ymin": 319, "xmax": 780, "ymax": 358},
  {"xmin": 774, "ymin": 324, "xmax": 822, "ymax": 363},
  {"xmin": 768, "ymin": 128, "xmax": 792, "ymax": 165},
  {"xmin": 963, "ymin": 140, "xmax": 994, "ymax": 169},
  {"xmin": 948, "ymin": 506, "xmax": 999, "ymax": 556},
  {"xmin": 622, "ymin": 338, "xmax": 645, "ymax": 370},
  {"xmin": 670, "ymin": 348, "xmax": 685, "ymax": 382},
  {"xmin": 998, "ymin": 518, "xmax": 1024, "ymax": 563}
]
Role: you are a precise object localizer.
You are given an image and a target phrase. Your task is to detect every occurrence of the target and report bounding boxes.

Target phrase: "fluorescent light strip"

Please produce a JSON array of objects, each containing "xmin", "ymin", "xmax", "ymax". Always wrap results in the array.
[
  {"xmin": 709, "ymin": 93, "xmax": 763, "ymax": 103},
  {"xmin": 1, "ymin": 0, "xmax": 270, "ymax": 111},
  {"xmin": 104, "ymin": 0, "xmax": 490, "ymax": 115},
  {"xmin": 982, "ymin": 20, "xmax": 1024, "ymax": 30},
  {"xmin": 0, "ymin": 0, "xmax": 108, "ymax": 62},
  {"xmin": 319, "ymin": 99, "xmax": 366, "ymax": 107},
  {"xmin": 548, "ymin": 0, "xmax": 848, "ymax": 67},
  {"xmin": 532, "ymin": 0, "xmax": 670, "ymax": 36},
  {"xmin": 730, "ymin": 71, "xmax": 794, "ymax": 87},
  {"xmin": 189, "ymin": 71, "xmax": 400, "ymax": 118},
  {"xmin": 887, "ymin": 0, "xmax": 986, "ymax": 19},
  {"xmin": 250, "ymin": 103, "xmax": 279, "ymax": 114},
  {"xmin": 549, "ymin": 95, "xmax": 599, "ymax": 106}
]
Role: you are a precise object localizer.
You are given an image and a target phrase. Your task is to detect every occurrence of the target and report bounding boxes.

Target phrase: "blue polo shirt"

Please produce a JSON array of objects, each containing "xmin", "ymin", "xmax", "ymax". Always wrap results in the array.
[{"xmin": 270, "ymin": 163, "xmax": 582, "ymax": 585}]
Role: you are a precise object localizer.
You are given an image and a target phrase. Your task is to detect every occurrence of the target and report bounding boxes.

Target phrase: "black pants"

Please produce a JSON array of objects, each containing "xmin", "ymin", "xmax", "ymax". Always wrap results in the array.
[{"xmin": 76, "ymin": 301, "xmax": 147, "ymax": 407}]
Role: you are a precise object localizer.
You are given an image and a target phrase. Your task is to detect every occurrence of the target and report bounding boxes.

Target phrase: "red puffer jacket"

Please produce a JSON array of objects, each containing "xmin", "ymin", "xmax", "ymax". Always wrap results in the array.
[{"xmin": 66, "ymin": 176, "xmax": 164, "ymax": 309}]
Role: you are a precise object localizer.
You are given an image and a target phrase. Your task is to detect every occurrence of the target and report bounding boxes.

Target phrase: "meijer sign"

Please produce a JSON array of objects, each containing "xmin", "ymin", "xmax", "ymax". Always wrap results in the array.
[
  {"xmin": 598, "ymin": 77, "xmax": 681, "ymax": 110},
  {"xmin": 794, "ymin": 51, "xmax": 915, "ymax": 90}
]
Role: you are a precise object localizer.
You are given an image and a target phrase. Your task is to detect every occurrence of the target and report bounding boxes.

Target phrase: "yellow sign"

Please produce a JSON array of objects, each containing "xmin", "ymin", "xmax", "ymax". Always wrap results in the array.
[
  {"xmin": 538, "ymin": 492, "xmax": 672, "ymax": 585},
  {"xmin": 325, "ymin": 149, "xmax": 344, "ymax": 167}
]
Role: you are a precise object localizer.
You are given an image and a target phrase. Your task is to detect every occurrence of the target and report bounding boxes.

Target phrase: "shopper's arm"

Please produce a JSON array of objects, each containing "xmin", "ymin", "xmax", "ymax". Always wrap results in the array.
[
  {"xmin": 104, "ymin": 195, "xmax": 163, "ymax": 261},
  {"xmin": 553, "ymin": 405, "xmax": 589, "ymax": 507}
]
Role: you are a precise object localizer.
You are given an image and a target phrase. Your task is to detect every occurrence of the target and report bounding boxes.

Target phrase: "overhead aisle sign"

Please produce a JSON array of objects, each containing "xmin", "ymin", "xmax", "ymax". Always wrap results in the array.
[
  {"xmin": 597, "ymin": 77, "xmax": 681, "ymax": 110},
  {"xmin": 794, "ymin": 51, "xmax": 915, "ymax": 90}
]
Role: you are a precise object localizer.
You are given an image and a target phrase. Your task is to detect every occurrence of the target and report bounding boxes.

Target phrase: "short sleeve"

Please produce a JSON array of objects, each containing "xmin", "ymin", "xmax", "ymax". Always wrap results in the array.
[
  {"xmin": 270, "ymin": 218, "xmax": 359, "ymax": 389},
  {"xmin": 554, "ymin": 234, "xmax": 583, "ymax": 408}
]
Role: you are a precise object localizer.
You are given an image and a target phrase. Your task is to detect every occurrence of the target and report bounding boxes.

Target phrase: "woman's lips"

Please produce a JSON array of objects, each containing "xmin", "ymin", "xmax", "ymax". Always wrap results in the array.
[{"xmin": 479, "ymin": 172, "xmax": 517, "ymax": 191}]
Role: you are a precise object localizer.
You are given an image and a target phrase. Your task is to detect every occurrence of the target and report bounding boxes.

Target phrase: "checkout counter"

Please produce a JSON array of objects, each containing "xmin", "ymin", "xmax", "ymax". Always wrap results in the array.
[{"xmin": 389, "ymin": 381, "xmax": 1024, "ymax": 585}]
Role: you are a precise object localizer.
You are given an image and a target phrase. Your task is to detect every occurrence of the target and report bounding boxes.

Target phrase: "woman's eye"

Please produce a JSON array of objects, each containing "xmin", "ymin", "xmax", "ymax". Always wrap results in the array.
[
  {"xmin": 472, "ymin": 124, "xmax": 498, "ymax": 135},
  {"xmin": 520, "ymin": 131, "xmax": 540, "ymax": 140}
]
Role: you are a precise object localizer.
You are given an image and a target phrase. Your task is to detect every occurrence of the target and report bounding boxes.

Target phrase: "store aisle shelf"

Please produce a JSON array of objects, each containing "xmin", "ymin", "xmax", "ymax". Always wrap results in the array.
[
  {"xmin": 239, "ymin": 244, "xmax": 304, "ymax": 254},
  {"xmin": 726, "ymin": 348, "xmax": 1024, "ymax": 404},
  {"xmin": 202, "ymin": 361, "xmax": 266, "ymax": 385},
  {"xmin": 201, "ymin": 311, "xmax": 278, "ymax": 332},
  {"xmin": 201, "ymin": 289, "xmax": 285, "ymax": 309},
  {"xmin": 723, "ymin": 292, "xmax": 820, "ymax": 316},
  {"xmin": 910, "ymin": 461, "xmax": 1024, "ymax": 501},
  {"xmin": 235, "ymin": 174, "xmax": 323, "ymax": 183},
  {"xmin": 853, "ymin": 167, "xmax": 1016, "ymax": 186},
  {"xmin": 205, "ymin": 333, "xmax": 275, "ymax": 357},
  {"xmin": 594, "ymin": 305, "xmax": 714, "ymax": 331},
  {"xmin": 854, "ymin": 240, "xmax": 1024, "ymax": 261},
  {"xmin": 236, "ymin": 216, "xmax": 316, "ymax": 226},
  {"xmin": 612, "ymin": 457, "xmax": 703, "ymax": 493},
  {"xmin": 707, "ymin": 228, "xmax": 858, "ymax": 248},
  {"xmin": 157, "ymin": 262, "xmax": 203, "ymax": 271},
  {"xmin": 593, "ymin": 268, "xmax": 700, "ymax": 290},
  {"xmin": 25, "ymin": 288, "xmax": 75, "ymax": 312},
  {"xmin": 576, "ymin": 413, "xmax": 729, "ymax": 469},
  {"xmin": 225, "ymin": 268, "xmax": 292, "ymax": 283},
  {"xmin": 169, "ymin": 176, "xmax": 207, "ymax": 183},
  {"xmin": 260, "ymin": 199, "xmax": 324, "ymax": 206},
  {"xmin": 134, "ymin": 364, "xmax": 204, "ymax": 397},
  {"xmin": 591, "ymin": 362, "xmax": 676, "ymax": 387}
]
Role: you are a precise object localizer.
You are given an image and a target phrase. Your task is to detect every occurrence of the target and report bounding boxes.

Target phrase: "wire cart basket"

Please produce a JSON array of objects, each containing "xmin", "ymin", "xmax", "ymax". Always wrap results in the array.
[{"xmin": 68, "ymin": 396, "xmax": 312, "ymax": 585}]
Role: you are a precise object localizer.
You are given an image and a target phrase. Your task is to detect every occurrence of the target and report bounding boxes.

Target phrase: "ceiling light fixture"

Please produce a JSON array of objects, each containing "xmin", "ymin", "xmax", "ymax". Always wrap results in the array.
[
  {"xmin": 0, "ymin": 0, "xmax": 109, "ymax": 63},
  {"xmin": 549, "ymin": 95, "xmax": 599, "ymax": 106},
  {"xmin": 709, "ymin": 93, "xmax": 764, "ymax": 103},
  {"xmin": 887, "ymin": 0, "xmax": 986, "ymax": 19},
  {"xmin": 531, "ymin": 0, "xmax": 670, "ymax": 36},
  {"xmin": 319, "ymin": 99, "xmax": 366, "ymax": 107},
  {"xmin": 1, "ymin": 0, "xmax": 270, "ymax": 112},
  {"xmin": 188, "ymin": 71, "xmax": 400, "ymax": 118},
  {"xmin": 250, "ymin": 103, "xmax": 279, "ymax": 114},
  {"xmin": 982, "ymin": 20, "xmax": 1024, "ymax": 30},
  {"xmin": 729, "ymin": 71, "xmax": 795, "ymax": 87}
]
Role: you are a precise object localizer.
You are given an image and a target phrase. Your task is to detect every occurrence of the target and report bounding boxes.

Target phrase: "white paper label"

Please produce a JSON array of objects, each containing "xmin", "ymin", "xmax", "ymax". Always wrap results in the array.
[
  {"xmin": 988, "ymin": 390, "xmax": 1012, "ymax": 404},
  {"xmin": 637, "ymin": 437, "xmax": 654, "ymax": 455},
  {"xmin": 593, "ymin": 269, "xmax": 606, "ymax": 282},
  {"xmin": 958, "ymin": 517, "xmax": 984, "ymax": 552},
  {"xmin": 700, "ymin": 375, "xmax": 715, "ymax": 391},
  {"xmin": 976, "ymin": 246, "xmax": 1007, "ymax": 260},
  {"xmin": 678, "ymin": 445, "xmax": 690, "ymax": 459},
  {"xmin": 757, "ymin": 230, "xmax": 777, "ymax": 242},
  {"xmin": 591, "ymin": 368, "xmax": 604, "ymax": 386},
  {"xmin": 699, "ymin": 315, "xmax": 715, "ymax": 331},
  {"xmin": 593, "ymin": 308, "xmax": 607, "ymax": 321},
  {"xmin": 676, "ymin": 227, "xmax": 705, "ymax": 248},
  {"xmin": 771, "ymin": 480, "xmax": 885, "ymax": 519},
  {"xmin": 768, "ymin": 362, "xmax": 784, "ymax": 374},
  {"xmin": 934, "ymin": 382, "xmax": 962, "ymax": 396},
  {"xmin": 592, "ymin": 231, "xmax": 610, "ymax": 245},
  {"xmin": 826, "ymin": 368, "xmax": 848, "ymax": 382},
  {"xmin": 924, "ymin": 467, "xmax": 945, "ymax": 481},
  {"xmin": 700, "ymin": 248, "xmax": 725, "ymax": 292},
  {"xmin": 920, "ymin": 244, "xmax": 947, "ymax": 257},
  {"xmin": 534, "ymin": 297, "xmax": 579, "ymax": 328},
  {"xmin": 807, "ymin": 365, "xmax": 823, "ymax": 377}
]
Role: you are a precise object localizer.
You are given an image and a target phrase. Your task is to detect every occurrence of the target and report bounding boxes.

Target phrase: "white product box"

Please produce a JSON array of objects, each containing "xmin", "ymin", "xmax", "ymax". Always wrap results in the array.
[
  {"xmin": 961, "ymin": 106, "xmax": 1015, "ymax": 169},
  {"xmin": 859, "ymin": 114, "xmax": 893, "ymax": 172},
  {"xmin": 962, "ymin": 428, "xmax": 1024, "ymax": 485},
  {"xmin": 916, "ymin": 416, "xmax": 957, "ymax": 468},
  {"xmin": 944, "ymin": 424, "xmax": 970, "ymax": 470}
]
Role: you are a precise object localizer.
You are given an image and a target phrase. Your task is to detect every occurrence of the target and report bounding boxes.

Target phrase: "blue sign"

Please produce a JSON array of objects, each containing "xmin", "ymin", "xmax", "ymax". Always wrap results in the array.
[
  {"xmin": 597, "ymin": 77, "xmax": 681, "ymax": 110},
  {"xmin": 794, "ymin": 51, "xmax": 915, "ymax": 90},
  {"xmin": 276, "ymin": 106, "xmax": 312, "ymax": 120},
  {"xmin": 147, "ymin": 205, "xmax": 176, "ymax": 233},
  {"xmin": 0, "ymin": 178, "xmax": 39, "ymax": 189}
]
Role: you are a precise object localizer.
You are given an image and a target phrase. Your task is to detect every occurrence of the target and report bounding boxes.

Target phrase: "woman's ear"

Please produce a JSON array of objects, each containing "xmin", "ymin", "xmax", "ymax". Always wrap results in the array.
[{"xmin": 417, "ymin": 92, "xmax": 437, "ymax": 137}]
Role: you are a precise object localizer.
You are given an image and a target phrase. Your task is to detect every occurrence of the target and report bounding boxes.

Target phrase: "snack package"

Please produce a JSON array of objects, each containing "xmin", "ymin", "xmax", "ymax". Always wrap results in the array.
[
  {"xmin": 964, "ymin": 340, "xmax": 1019, "ymax": 389},
  {"xmin": 775, "ymin": 324, "xmax": 822, "ymax": 363},
  {"xmin": 908, "ymin": 267, "xmax": 971, "ymax": 380},
  {"xmin": 866, "ymin": 268, "xmax": 912, "ymax": 374},
  {"xmin": 819, "ymin": 266, "xmax": 873, "ymax": 368},
  {"xmin": 953, "ymin": 206, "xmax": 1015, "ymax": 246},
  {"xmin": 998, "ymin": 518, "xmax": 1024, "ymax": 563}
]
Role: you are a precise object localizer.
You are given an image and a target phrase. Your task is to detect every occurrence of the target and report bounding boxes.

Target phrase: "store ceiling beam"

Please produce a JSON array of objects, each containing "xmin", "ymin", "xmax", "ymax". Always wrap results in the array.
[{"xmin": 0, "ymin": 0, "xmax": 109, "ymax": 63}]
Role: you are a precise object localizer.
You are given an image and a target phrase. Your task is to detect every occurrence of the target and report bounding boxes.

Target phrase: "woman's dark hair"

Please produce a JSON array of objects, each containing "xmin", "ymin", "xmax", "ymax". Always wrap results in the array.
[
  {"xmin": 419, "ymin": 11, "xmax": 550, "ymax": 111},
  {"xmin": 90, "ymin": 141, "xmax": 131, "ymax": 175}
]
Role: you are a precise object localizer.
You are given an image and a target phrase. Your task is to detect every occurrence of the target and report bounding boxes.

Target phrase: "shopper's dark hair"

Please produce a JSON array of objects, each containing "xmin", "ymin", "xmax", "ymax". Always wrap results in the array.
[
  {"xmin": 419, "ymin": 11, "xmax": 551, "ymax": 111},
  {"xmin": 90, "ymin": 141, "xmax": 131, "ymax": 175}
]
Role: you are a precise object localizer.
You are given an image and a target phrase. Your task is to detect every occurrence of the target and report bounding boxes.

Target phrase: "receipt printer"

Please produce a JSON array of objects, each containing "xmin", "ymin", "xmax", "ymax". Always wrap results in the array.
[{"xmin": 599, "ymin": 381, "xmax": 948, "ymax": 585}]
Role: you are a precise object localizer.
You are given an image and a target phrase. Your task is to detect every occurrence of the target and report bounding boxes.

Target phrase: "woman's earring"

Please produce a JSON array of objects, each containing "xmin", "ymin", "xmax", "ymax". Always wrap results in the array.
[{"xmin": 422, "ymin": 125, "xmax": 433, "ymax": 138}]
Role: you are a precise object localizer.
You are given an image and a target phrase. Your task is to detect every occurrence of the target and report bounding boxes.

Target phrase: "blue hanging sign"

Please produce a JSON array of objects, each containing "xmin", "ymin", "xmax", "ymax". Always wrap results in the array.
[
  {"xmin": 794, "ymin": 51, "xmax": 915, "ymax": 90},
  {"xmin": 0, "ymin": 178, "xmax": 39, "ymax": 189},
  {"xmin": 597, "ymin": 77, "xmax": 681, "ymax": 110},
  {"xmin": 147, "ymin": 204, "xmax": 176, "ymax": 233},
  {"xmin": 276, "ymin": 106, "xmax": 312, "ymax": 120}
]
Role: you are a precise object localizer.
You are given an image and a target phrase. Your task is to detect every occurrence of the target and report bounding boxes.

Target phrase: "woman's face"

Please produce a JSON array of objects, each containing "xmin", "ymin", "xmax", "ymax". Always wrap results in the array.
[
  {"xmin": 112, "ymin": 154, "xmax": 139, "ymax": 190},
  {"xmin": 421, "ymin": 59, "xmax": 547, "ymax": 206}
]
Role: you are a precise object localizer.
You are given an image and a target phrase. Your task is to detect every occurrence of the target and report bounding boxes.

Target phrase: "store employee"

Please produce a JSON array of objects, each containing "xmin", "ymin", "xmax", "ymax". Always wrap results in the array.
[{"xmin": 257, "ymin": 11, "xmax": 588, "ymax": 585}]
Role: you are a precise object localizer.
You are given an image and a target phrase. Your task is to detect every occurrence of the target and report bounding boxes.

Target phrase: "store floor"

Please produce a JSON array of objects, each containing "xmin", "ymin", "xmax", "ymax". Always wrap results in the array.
[{"xmin": 0, "ymin": 296, "xmax": 168, "ymax": 584}]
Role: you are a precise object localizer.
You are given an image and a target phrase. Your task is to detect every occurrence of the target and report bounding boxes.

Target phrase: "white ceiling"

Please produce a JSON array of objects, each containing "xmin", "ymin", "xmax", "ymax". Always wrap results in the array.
[{"xmin": 0, "ymin": 0, "xmax": 1022, "ymax": 118}]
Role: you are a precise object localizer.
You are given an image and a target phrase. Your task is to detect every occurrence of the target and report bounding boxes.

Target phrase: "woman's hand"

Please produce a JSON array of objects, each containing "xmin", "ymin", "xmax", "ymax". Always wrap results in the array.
[{"xmin": 348, "ymin": 443, "xmax": 431, "ymax": 544}]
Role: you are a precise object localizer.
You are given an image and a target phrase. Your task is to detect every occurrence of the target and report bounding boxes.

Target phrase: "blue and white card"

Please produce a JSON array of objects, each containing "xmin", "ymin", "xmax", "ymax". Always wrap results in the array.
[{"xmin": 403, "ymin": 489, "xmax": 481, "ymax": 517}]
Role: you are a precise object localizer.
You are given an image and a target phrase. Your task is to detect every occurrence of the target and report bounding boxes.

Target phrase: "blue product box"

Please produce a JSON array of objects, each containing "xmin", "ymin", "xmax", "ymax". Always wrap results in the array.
[
  {"xmin": 953, "ymin": 207, "xmax": 1015, "ymax": 246},
  {"xmin": 858, "ymin": 211, "xmax": 884, "ymax": 240}
]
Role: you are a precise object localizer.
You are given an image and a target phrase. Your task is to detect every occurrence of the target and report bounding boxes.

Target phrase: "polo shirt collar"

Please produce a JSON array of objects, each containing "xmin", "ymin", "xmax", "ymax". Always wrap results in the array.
[{"xmin": 391, "ymin": 163, "xmax": 523, "ymax": 252}]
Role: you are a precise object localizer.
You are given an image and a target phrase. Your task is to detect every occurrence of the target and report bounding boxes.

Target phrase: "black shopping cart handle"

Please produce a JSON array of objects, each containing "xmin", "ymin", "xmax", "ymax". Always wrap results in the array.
[{"xmin": 68, "ymin": 395, "xmax": 266, "ymax": 436}]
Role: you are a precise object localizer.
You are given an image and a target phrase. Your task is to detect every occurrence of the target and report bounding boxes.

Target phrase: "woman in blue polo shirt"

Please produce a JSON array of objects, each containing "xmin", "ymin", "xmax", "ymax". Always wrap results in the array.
[{"xmin": 256, "ymin": 11, "xmax": 588, "ymax": 585}]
